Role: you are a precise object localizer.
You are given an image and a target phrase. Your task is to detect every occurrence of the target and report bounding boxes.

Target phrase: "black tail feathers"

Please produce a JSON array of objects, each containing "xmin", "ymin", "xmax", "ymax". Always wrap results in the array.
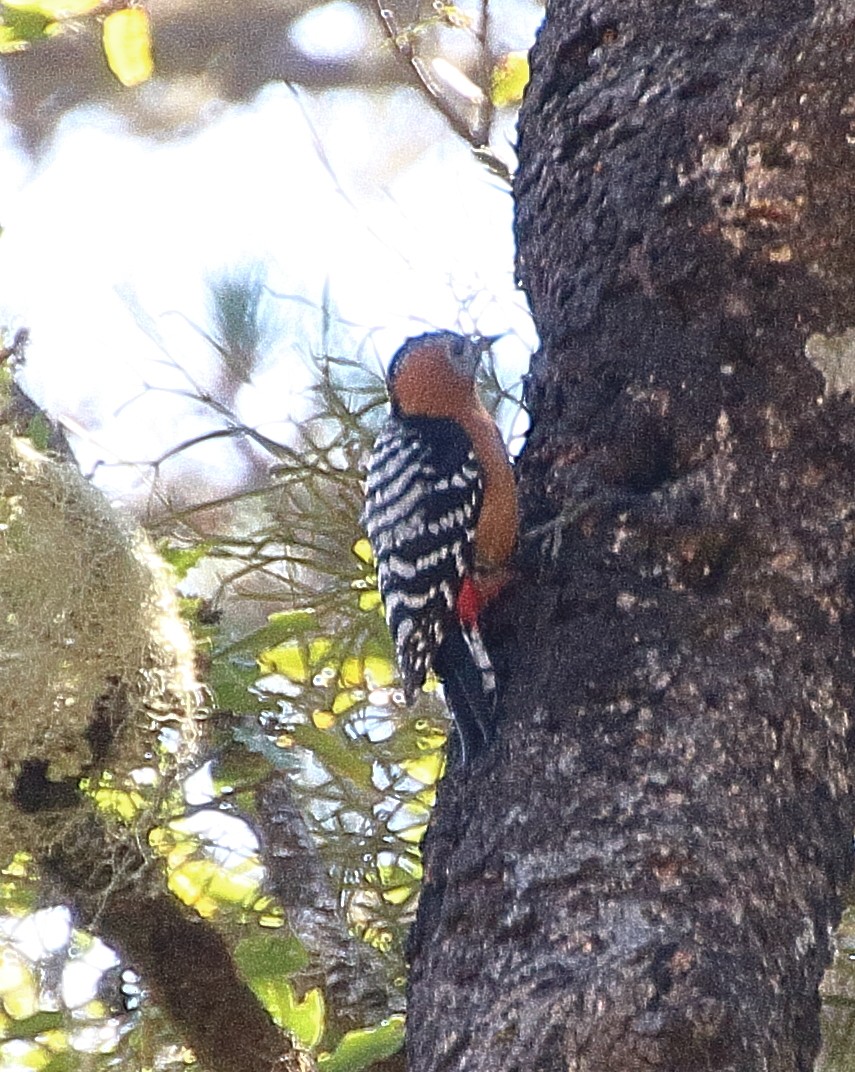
[{"xmin": 434, "ymin": 626, "xmax": 498, "ymax": 767}]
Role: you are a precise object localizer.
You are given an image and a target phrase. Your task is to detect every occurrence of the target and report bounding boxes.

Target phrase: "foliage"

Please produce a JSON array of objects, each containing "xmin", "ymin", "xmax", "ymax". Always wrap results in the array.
[
  {"xmin": 0, "ymin": 0, "xmax": 531, "ymax": 178},
  {"xmin": 0, "ymin": 259, "xmax": 526, "ymax": 1072},
  {"xmin": 318, "ymin": 1017, "xmax": 406, "ymax": 1072},
  {"xmin": 182, "ymin": 323, "xmax": 450, "ymax": 946},
  {"xmin": 139, "ymin": 278, "xmax": 523, "ymax": 1064},
  {"xmin": 0, "ymin": 0, "xmax": 536, "ymax": 1056},
  {"xmin": 0, "ymin": 1, "xmax": 152, "ymax": 88}
]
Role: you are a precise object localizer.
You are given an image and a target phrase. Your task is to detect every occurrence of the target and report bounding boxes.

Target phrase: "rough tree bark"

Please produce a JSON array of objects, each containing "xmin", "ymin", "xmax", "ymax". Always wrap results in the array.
[{"xmin": 408, "ymin": 2, "xmax": 855, "ymax": 1070}]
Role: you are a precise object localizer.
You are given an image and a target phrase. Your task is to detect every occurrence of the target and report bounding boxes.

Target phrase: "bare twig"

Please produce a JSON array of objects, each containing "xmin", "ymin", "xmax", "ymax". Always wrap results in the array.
[{"xmin": 373, "ymin": 1, "xmax": 511, "ymax": 185}]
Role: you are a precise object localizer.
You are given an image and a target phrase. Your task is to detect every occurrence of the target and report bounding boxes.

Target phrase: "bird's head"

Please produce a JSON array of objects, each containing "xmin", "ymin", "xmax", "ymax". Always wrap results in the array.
[{"xmin": 386, "ymin": 331, "xmax": 498, "ymax": 418}]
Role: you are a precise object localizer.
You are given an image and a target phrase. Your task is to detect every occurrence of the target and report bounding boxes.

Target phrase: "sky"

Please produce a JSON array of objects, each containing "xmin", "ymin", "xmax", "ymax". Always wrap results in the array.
[{"xmin": 0, "ymin": 15, "xmax": 540, "ymax": 503}]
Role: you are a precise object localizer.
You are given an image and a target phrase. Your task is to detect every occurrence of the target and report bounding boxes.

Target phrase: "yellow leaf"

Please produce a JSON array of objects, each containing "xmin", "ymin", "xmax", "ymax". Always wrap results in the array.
[
  {"xmin": 204, "ymin": 860, "xmax": 263, "ymax": 906},
  {"xmin": 416, "ymin": 784, "xmax": 438, "ymax": 808},
  {"xmin": 260, "ymin": 637, "xmax": 333, "ymax": 683},
  {"xmin": 308, "ymin": 637, "xmax": 333, "ymax": 664},
  {"xmin": 398, "ymin": 752, "xmax": 443, "ymax": 785},
  {"xmin": 312, "ymin": 708, "xmax": 336, "ymax": 729},
  {"xmin": 0, "ymin": 950, "xmax": 37, "ymax": 1019},
  {"xmin": 361, "ymin": 925, "xmax": 393, "ymax": 953},
  {"xmin": 36, "ymin": 1028, "xmax": 67, "ymax": 1052},
  {"xmin": 491, "ymin": 50, "xmax": 530, "ymax": 107},
  {"xmin": 434, "ymin": 3, "xmax": 470, "ymax": 28},
  {"xmin": 259, "ymin": 911, "xmax": 286, "ymax": 928},
  {"xmin": 415, "ymin": 723, "xmax": 447, "ymax": 750},
  {"xmin": 92, "ymin": 785, "xmax": 145, "ymax": 820},
  {"xmin": 2, "ymin": 852, "xmax": 31, "ymax": 877},
  {"xmin": 340, "ymin": 656, "xmax": 364, "ymax": 688},
  {"xmin": 102, "ymin": 7, "xmax": 153, "ymax": 88},
  {"xmin": 352, "ymin": 537, "xmax": 374, "ymax": 564},
  {"xmin": 331, "ymin": 690, "xmax": 359, "ymax": 715},
  {"xmin": 364, "ymin": 653, "xmax": 396, "ymax": 687},
  {"xmin": 148, "ymin": 827, "xmax": 168, "ymax": 853},
  {"xmin": 166, "ymin": 842, "xmax": 196, "ymax": 870},
  {"xmin": 259, "ymin": 642, "xmax": 308, "ymax": 682},
  {"xmin": 358, "ymin": 589, "xmax": 382, "ymax": 612},
  {"xmin": 192, "ymin": 895, "xmax": 218, "ymax": 918},
  {"xmin": 0, "ymin": 31, "xmax": 25, "ymax": 54},
  {"xmin": 395, "ymin": 823, "xmax": 427, "ymax": 844},
  {"xmin": 6, "ymin": 0, "xmax": 101, "ymax": 14},
  {"xmin": 168, "ymin": 861, "xmax": 210, "ymax": 907},
  {"xmin": 382, "ymin": 885, "xmax": 414, "ymax": 905}
]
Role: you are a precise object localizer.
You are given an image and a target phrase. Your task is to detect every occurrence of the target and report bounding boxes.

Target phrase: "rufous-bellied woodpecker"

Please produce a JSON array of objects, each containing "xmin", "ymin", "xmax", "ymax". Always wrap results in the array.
[{"xmin": 362, "ymin": 331, "xmax": 518, "ymax": 765}]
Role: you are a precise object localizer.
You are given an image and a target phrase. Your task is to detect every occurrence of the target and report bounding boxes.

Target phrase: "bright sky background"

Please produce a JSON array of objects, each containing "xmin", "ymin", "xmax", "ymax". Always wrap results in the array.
[{"xmin": 0, "ymin": 3, "xmax": 541, "ymax": 503}]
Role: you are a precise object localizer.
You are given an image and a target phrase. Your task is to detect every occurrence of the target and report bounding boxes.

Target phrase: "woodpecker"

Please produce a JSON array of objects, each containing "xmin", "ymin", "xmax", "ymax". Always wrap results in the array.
[{"xmin": 362, "ymin": 331, "xmax": 518, "ymax": 765}]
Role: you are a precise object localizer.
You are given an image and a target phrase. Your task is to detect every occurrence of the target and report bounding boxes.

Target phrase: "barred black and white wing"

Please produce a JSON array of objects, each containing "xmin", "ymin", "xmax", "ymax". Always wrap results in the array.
[{"xmin": 362, "ymin": 415, "xmax": 481, "ymax": 704}]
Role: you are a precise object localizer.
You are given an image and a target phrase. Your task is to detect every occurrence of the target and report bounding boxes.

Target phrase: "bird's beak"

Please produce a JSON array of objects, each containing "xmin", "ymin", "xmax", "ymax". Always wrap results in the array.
[{"xmin": 466, "ymin": 334, "xmax": 502, "ymax": 367}]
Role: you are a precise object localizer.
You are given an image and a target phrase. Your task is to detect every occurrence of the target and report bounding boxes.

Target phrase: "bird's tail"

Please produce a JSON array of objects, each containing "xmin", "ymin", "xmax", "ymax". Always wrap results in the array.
[{"xmin": 434, "ymin": 624, "xmax": 497, "ymax": 767}]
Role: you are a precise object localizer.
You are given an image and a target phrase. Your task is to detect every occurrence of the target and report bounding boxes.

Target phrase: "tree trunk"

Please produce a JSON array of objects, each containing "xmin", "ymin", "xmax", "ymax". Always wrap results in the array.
[{"xmin": 408, "ymin": 2, "xmax": 855, "ymax": 1069}]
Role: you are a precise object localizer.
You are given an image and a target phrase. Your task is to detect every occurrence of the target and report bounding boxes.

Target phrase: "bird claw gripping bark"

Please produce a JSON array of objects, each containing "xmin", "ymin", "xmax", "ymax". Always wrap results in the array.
[{"xmin": 525, "ymin": 497, "xmax": 600, "ymax": 563}]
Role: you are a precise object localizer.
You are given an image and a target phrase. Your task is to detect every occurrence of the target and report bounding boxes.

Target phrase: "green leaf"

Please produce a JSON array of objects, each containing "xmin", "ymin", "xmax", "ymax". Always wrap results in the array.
[
  {"xmin": 42, "ymin": 1054, "xmax": 79, "ymax": 1072},
  {"xmin": 234, "ymin": 933, "xmax": 310, "ymax": 980},
  {"xmin": 0, "ymin": 3, "xmax": 51, "ymax": 44},
  {"xmin": 236, "ymin": 936, "xmax": 323, "ymax": 1047},
  {"xmin": 273, "ymin": 984, "xmax": 324, "ymax": 1049},
  {"xmin": 159, "ymin": 541, "xmax": 211, "ymax": 579},
  {"xmin": 3, "ymin": 1010, "xmax": 64, "ymax": 1040},
  {"xmin": 290, "ymin": 724, "xmax": 376, "ymax": 792},
  {"xmin": 208, "ymin": 658, "xmax": 265, "ymax": 713},
  {"xmin": 211, "ymin": 741, "xmax": 275, "ymax": 791},
  {"xmin": 24, "ymin": 413, "xmax": 50, "ymax": 452},
  {"xmin": 319, "ymin": 1017, "xmax": 405, "ymax": 1072}
]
